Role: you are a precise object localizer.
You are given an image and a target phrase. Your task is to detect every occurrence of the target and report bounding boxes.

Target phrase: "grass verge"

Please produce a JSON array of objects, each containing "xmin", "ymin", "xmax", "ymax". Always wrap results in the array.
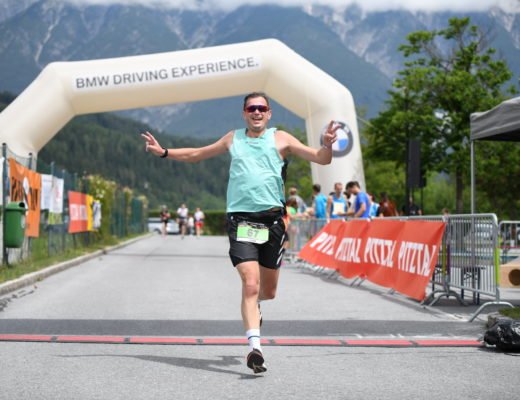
[
  {"xmin": 499, "ymin": 307, "xmax": 520, "ymax": 320},
  {"xmin": 0, "ymin": 234, "xmax": 145, "ymax": 284}
]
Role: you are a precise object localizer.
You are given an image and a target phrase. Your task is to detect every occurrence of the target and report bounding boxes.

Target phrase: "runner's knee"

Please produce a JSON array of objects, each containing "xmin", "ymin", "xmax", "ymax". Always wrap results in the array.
[{"xmin": 243, "ymin": 280, "xmax": 260, "ymax": 298}]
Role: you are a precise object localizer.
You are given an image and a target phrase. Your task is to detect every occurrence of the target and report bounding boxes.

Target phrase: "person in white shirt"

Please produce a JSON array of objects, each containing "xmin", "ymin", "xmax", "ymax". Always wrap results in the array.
[
  {"xmin": 177, "ymin": 203, "xmax": 189, "ymax": 239},
  {"xmin": 194, "ymin": 207, "xmax": 205, "ymax": 238}
]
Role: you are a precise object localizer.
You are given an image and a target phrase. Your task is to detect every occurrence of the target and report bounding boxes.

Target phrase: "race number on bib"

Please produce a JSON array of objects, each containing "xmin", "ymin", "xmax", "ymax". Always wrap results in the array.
[{"xmin": 237, "ymin": 222, "xmax": 269, "ymax": 244}]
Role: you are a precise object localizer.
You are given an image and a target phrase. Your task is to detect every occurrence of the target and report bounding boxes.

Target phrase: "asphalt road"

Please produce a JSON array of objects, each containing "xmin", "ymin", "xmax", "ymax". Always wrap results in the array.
[{"xmin": 0, "ymin": 234, "xmax": 518, "ymax": 399}]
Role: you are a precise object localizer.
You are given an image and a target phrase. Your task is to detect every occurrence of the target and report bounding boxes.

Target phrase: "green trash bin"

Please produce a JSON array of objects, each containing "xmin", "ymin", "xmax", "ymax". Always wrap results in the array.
[{"xmin": 4, "ymin": 201, "xmax": 26, "ymax": 248}]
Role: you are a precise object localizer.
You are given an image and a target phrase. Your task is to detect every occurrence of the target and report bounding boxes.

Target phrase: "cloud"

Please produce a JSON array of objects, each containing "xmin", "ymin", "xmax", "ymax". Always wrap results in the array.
[{"xmin": 64, "ymin": 0, "xmax": 520, "ymax": 13}]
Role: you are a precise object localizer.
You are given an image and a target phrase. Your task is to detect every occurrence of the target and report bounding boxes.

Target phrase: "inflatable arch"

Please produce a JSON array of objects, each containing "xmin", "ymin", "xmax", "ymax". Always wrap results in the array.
[{"xmin": 0, "ymin": 39, "xmax": 364, "ymax": 194}]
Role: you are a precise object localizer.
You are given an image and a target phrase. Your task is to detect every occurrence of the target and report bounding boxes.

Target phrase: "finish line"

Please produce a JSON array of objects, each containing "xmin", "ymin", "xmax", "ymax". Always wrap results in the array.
[{"xmin": 0, "ymin": 334, "xmax": 482, "ymax": 347}]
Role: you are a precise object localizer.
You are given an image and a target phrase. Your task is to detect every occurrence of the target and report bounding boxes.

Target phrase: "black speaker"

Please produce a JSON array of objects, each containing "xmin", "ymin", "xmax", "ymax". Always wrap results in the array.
[{"xmin": 407, "ymin": 139, "xmax": 421, "ymax": 188}]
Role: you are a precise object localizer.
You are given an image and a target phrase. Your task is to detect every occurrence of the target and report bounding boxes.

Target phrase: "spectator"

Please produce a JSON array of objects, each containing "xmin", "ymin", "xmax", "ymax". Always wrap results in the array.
[
  {"xmin": 346, "ymin": 181, "xmax": 371, "ymax": 219},
  {"xmin": 311, "ymin": 184, "xmax": 327, "ymax": 220},
  {"xmin": 327, "ymin": 182, "xmax": 348, "ymax": 220},
  {"xmin": 378, "ymin": 192, "xmax": 399, "ymax": 217},
  {"xmin": 286, "ymin": 197, "xmax": 299, "ymax": 217},
  {"xmin": 368, "ymin": 193, "xmax": 380, "ymax": 218},
  {"xmin": 288, "ymin": 187, "xmax": 307, "ymax": 214},
  {"xmin": 401, "ymin": 196, "xmax": 422, "ymax": 216}
]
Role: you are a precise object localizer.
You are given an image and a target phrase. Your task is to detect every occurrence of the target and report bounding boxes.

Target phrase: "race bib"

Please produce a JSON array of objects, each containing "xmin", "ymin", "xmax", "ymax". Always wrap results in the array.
[
  {"xmin": 333, "ymin": 202, "xmax": 345, "ymax": 215},
  {"xmin": 237, "ymin": 222, "xmax": 269, "ymax": 244}
]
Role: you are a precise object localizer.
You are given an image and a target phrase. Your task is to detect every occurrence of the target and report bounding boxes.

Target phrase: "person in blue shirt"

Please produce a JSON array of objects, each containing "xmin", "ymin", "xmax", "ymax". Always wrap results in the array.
[
  {"xmin": 346, "ymin": 181, "xmax": 371, "ymax": 219},
  {"xmin": 368, "ymin": 193, "xmax": 380, "ymax": 218},
  {"xmin": 141, "ymin": 92, "xmax": 339, "ymax": 374},
  {"xmin": 312, "ymin": 184, "xmax": 327, "ymax": 219}
]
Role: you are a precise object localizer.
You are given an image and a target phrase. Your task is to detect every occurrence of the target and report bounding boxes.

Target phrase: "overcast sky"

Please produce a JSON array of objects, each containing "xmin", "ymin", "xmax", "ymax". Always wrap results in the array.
[{"xmin": 66, "ymin": 0, "xmax": 520, "ymax": 13}]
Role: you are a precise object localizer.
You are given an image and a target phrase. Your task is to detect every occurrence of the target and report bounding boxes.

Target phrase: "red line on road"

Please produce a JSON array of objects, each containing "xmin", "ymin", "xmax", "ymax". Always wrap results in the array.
[
  {"xmin": 273, "ymin": 339, "xmax": 343, "ymax": 346},
  {"xmin": 129, "ymin": 337, "xmax": 198, "ymax": 344},
  {"xmin": 0, "ymin": 335, "xmax": 484, "ymax": 347},
  {"xmin": 201, "ymin": 338, "xmax": 249, "ymax": 345},
  {"xmin": 345, "ymin": 339, "xmax": 414, "ymax": 346},
  {"xmin": 56, "ymin": 335, "xmax": 126, "ymax": 343},
  {"xmin": 413, "ymin": 340, "xmax": 482, "ymax": 347},
  {"xmin": 0, "ymin": 334, "xmax": 53, "ymax": 342}
]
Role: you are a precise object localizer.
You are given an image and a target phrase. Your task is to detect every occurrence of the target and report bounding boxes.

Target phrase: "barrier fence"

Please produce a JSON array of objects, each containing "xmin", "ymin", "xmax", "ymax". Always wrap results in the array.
[
  {"xmin": 1, "ymin": 143, "xmax": 147, "ymax": 267},
  {"xmin": 499, "ymin": 221, "xmax": 520, "ymax": 264},
  {"xmin": 285, "ymin": 213, "xmax": 515, "ymax": 322}
]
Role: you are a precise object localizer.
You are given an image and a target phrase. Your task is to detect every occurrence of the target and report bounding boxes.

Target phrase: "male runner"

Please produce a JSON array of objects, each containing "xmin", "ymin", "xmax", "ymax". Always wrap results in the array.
[{"xmin": 141, "ymin": 92, "xmax": 338, "ymax": 373}]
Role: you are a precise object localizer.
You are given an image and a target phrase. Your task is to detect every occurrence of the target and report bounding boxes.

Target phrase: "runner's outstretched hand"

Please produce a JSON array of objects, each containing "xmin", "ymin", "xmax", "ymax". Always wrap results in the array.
[
  {"xmin": 323, "ymin": 120, "xmax": 339, "ymax": 148},
  {"xmin": 141, "ymin": 131, "xmax": 164, "ymax": 157}
]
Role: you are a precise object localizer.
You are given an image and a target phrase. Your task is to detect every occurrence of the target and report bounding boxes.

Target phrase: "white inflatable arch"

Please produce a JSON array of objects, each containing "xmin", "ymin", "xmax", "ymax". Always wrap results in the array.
[{"xmin": 0, "ymin": 39, "xmax": 364, "ymax": 193}]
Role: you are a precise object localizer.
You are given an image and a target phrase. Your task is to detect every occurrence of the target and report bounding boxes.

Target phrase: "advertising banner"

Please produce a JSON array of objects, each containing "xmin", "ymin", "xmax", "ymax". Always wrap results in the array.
[
  {"xmin": 298, "ymin": 219, "xmax": 445, "ymax": 301},
  {"xmin": 40, "ymin": 174, "xmax": 53, "ymax": 210},
  {"xmin": 50, "ymin": 176, "xmax": 64, "ymax": 214},
  {"xmin": 298, "ymin": 219, "xmax": 344, "ymax": 270},
  {"xmin": 68, "ymin": 191, "xmax": 88, "ymax": 233},
  {"xmin": 334, "ymin": 219, "xmax": 371, "ymax": 279},
  {"xmin": 8, "ymin": 158, "xmax": 41, "ymax": 237}
]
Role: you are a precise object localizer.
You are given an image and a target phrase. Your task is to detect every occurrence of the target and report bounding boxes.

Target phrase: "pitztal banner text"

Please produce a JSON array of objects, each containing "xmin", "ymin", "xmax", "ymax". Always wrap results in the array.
[
  {"xmin": 9, "ymin": 158, "xmax": 41, "ymax": 237},
  {"xmin": 68, "ymin": 191, "xmax": 89, "ymax": 233},
  {"xmin": 298, "ymin": 219, "xmax": 445, "ymax": 301}
]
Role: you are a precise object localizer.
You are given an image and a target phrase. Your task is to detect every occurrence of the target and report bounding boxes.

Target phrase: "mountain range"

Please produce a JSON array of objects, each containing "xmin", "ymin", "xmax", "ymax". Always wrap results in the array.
[{"xmin": 0, "ymin": 0, "xmax": 519, "ymax": 137}]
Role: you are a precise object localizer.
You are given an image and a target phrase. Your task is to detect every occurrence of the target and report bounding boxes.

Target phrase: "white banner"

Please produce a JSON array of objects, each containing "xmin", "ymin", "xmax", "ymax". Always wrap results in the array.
[
  {"xmin": 50, "ymin": 177, "xmax": 64, "ymax": 214},
  {"xmin": 40, "ymin": 174, "xmax": 53, "ymax": 210}
]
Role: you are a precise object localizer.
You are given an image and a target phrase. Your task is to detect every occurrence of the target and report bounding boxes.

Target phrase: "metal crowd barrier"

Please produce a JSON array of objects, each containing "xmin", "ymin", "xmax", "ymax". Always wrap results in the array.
[
  {"xmin": 285, "ymin": 218, "xmax": 328, "ymax": 261},
  {"xmin": 499, "ymin": 221, "xmax": 520, "ymax": 265},
  {"xmin": 285, "ymin": 214, "xmax": 514, "ymax": 322}
]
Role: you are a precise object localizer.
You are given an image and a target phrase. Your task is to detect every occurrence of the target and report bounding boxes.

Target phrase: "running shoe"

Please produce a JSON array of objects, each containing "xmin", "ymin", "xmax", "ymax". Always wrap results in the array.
[{"xmin": 246, "ymin": 348, "xmax": 267, "ymax": 374}]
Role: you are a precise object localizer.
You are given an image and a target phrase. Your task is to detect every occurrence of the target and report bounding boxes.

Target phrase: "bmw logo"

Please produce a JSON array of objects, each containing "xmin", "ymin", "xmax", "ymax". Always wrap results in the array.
[{"xmin": 321, "ymin": 121, "xmax": 353, "ymax": 157}]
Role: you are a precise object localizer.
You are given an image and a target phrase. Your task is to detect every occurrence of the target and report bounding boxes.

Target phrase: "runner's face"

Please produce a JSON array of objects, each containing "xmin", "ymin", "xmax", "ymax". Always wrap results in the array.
[{"xmin": 243, "ymin": 96, "xmax": 271, "ymax": 133}]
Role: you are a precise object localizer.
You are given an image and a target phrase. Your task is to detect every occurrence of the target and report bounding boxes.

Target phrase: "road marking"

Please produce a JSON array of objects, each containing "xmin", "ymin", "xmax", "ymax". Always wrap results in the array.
[{"xmin": 0, "ymin": 334, "xmax": 483, "ymax": 347}]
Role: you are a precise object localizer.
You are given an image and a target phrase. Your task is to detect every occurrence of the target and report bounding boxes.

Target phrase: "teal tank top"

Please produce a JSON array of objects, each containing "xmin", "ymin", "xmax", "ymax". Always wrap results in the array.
[{"xmin": 226, "ymin": 128, "xmax": 285, "ymax": 213}]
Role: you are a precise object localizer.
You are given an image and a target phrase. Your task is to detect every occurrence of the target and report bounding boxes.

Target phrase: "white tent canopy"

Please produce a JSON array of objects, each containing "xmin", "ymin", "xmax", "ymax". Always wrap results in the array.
[
  {"xmin": 469, "ymin": 96, "xmax": 520, "ymax": 212},
  {"xmin": 0, "ymin": 39, "xmax": 364, "ymax": 193}
]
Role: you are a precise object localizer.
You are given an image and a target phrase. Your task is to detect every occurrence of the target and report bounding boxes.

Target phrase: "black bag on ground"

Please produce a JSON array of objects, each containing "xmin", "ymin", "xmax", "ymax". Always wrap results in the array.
[{"xmin": 484, "ymin": 320, "xmax": 520, "ymax": 351}]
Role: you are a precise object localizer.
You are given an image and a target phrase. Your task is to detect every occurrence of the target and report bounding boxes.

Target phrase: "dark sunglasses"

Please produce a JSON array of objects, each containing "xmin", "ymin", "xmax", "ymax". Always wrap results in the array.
[{"xmin": 245, "ymin": 105, "xmax": 270, "ymax": 113}]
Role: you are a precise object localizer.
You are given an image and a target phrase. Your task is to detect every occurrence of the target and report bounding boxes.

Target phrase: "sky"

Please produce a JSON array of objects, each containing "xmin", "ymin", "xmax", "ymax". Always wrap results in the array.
[{"xmin": 66, "ymin": 0, "xmax": 520, "ymax": 13}]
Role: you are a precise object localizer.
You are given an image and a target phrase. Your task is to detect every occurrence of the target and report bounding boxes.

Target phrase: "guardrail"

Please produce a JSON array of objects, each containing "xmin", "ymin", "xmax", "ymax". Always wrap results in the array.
[{"xmin": 285, "ymin": 214, "xmax": 514, "ymax": 322}]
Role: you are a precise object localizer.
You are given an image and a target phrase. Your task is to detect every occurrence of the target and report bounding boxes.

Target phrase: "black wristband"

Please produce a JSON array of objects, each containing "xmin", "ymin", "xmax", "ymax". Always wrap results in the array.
[{"xmin": 160, "ymin": 148, "xmax": 169, "ymax": 158}]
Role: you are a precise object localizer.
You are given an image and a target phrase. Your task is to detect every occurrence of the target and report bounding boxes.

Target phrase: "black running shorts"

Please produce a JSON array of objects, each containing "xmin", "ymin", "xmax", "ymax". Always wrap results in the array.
[{"xmin": 227, "ymin": 209, "xmax": 287, "ymax": 269}]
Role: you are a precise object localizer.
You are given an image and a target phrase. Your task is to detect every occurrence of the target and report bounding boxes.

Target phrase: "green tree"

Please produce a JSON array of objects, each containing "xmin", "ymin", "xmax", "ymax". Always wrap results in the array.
[{"xmin": 366, "ymin": 17, "xmax": 517, "ymax": 213}]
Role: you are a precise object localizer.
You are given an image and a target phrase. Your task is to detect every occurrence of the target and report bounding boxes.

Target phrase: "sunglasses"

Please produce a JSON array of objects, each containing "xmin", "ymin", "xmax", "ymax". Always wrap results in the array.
[{"xmin": 245, "ymin": 105, "xmax": 270, "ymax": 113}]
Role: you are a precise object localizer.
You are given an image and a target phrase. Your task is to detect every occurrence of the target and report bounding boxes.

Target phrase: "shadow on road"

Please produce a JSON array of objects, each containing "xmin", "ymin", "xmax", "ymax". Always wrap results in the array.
[{"xmin": 57, "ymin": 353, "xmax": 262, "ymax": 379}]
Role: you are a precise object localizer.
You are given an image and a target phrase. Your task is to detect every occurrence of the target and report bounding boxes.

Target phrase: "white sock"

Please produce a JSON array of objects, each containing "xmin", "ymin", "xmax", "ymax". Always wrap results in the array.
[{"xmin": 246, "ymin": 328, "xmax": 261, "ymax": 352}]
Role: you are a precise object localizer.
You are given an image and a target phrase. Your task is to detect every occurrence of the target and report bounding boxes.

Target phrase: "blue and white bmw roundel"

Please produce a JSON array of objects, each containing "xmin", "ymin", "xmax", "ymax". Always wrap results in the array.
[{"xmin": 322, "ymin": 121, "xmax": 353, "ymax": 157}]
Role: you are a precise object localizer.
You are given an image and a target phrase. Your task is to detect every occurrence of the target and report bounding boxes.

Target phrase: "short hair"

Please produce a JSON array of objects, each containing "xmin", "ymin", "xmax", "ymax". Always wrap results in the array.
[
  {"xmin": 312, "ymin": 184, "xmax": 321, "ymax": 193},
  {"xmin": 346, "ymin": 181, "xmax": 359, "ymax": 189},
  {"xmin": 243, "ymin": 92, "xmax": 270, "ymax": 109},
  {"xmin": 286, "ymin": 197, "xmax": 298, "ymax": 208},
  {"xmin": 289, "ymin": 187, "xmax": 298, "ymax": 195}
]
